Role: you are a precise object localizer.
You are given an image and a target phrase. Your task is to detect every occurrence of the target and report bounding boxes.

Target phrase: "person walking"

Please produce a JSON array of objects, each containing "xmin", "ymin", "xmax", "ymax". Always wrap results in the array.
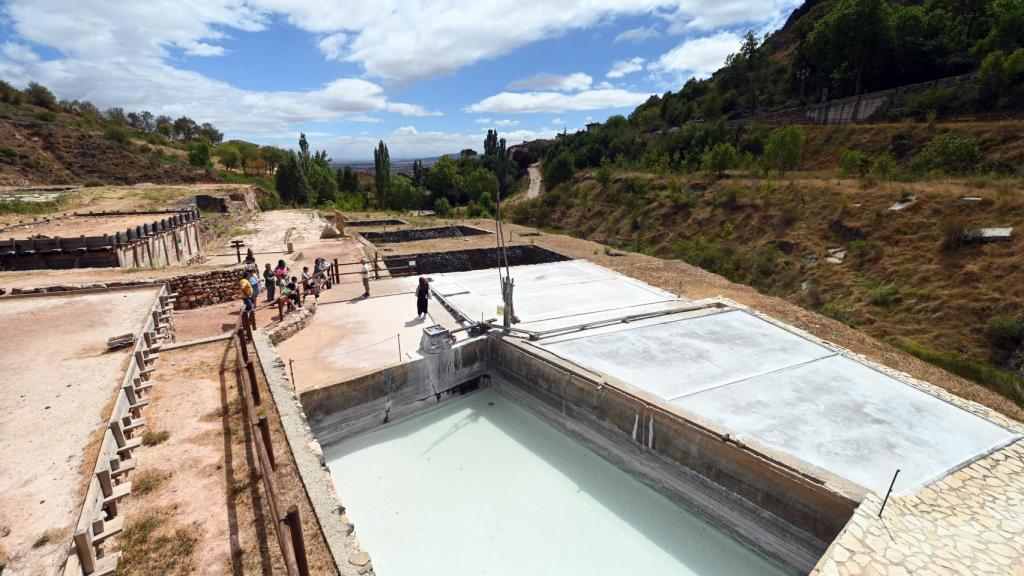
[
  {"xmin": 416, "ymin": 276, "xmax": 430, "ymax": 319},
  {"xmin": 239, "ymin": 275, "xmax": 254, "ymax": 312},
  {"xmin": 361, "ymin": 257, "xmax": 371, "ymax": 298},
  {"xmin": 263, "ymin": 262, "xmax": 276, "ymax": 303}
]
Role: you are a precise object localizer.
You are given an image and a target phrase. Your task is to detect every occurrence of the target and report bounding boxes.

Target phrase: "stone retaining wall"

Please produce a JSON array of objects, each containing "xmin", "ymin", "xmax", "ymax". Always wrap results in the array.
[{"xmin": 266, "ymin": 302, "xmax": 317, "ymax": 344}]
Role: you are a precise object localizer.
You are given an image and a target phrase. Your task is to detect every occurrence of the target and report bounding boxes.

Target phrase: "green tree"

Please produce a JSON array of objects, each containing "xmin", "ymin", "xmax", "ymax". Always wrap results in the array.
[
  {"xmin": 172, "ymin": 116, "xmax": 200, "ymax": 141},
  {"xmin": 702, "ymin": 143, "xmax": 739, "ymax": 177},
  {"xmin": 215, "ymin": 144, "xmax": 242, "ymax": 171},
  {"xmin": 839, "ymin": 150, "xmax": 870, "ymax": 177},
  {"xmin": 389, "ymin": 176, "xmax": 420, "ymax": 210},
  {"xmin": 463, "ymin": 168, "xmax": 499, "ymax": 203},
  {"xmin": 259, "ymin": 146, "xmax": 287, "ymax": 176},
  {"xmin": 412, "ymin": 159, "xmax": 425, "ymax": 188},
  {"xmin": 434, "ymin": 197, "xmax": 453, "ymax": 217},
  {"xmin": 373, "ymin": 140, "xmax": 391, "ymax": 209},
  {"xmin": 336, "ymin": 167, "xmax": 359, "ymax": 194},
  {"xmin": 188, "ymin": 138, "xmax": 212, "ymax": 169},
  {"xmin": 24, "ymin": 81, "xmax": 57, "ymax": 110},
  {"xmin": 427, "ymin": 155, "xmax": 461, "ymax": 201},
  {"xmin": 544, "ymin": 148, "xmax": 575, "ymax": 188},
  {"xmin": 762, "ymin": 126, "xmax": 803, "ymax": 176},
  {"xmin": 276, "ymin": 152, "xmax": 312, "ymax": 205},
  {"xmin": 805, "ymin": 0, "xmax": 891, "ymax": 95}
]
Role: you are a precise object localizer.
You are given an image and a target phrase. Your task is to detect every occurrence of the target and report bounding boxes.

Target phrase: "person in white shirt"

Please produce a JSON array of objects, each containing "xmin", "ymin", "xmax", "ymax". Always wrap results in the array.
[{"xmin": 361, "ymin": 257, "xmax": 371, "ymax": 298}]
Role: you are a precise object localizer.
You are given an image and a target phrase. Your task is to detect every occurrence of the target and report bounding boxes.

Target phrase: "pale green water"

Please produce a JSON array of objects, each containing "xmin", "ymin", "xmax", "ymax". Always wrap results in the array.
[{"xmin": 324, "ymin": 388, "xmax": 787, "ymax": 576}]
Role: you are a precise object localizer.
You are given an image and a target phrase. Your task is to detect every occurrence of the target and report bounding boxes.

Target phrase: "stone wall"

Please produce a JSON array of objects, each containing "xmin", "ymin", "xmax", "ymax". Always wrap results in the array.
[
  {"xmin": 267, "ymin": 301, "xmax": 317, "ymax": 344},
  {"xmin": 167, "ymin": 268, "xmax": 249, "ymax": 309}
]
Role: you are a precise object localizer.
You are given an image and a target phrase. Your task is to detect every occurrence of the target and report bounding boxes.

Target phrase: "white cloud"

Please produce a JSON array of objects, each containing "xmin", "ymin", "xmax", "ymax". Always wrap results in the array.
[
  {"xmin": 318, "ymin": 33, "xmax": 347, "ymax": 60},
  {"xmin": 322, "ymin": 125, "xmax": 561, "ymax": 160},
  {"xmin": 476, "ymin": 118, "xmax": 521, "ymax": 127},
  {"xmin": 474, "ymin": 117, "xmax": 492, "ymax": 124},
  {"xmin": 1, "ymin": 42, "xmax": 39, "ymax": 63},
  {"xmin": 659, "ymin": 0, "xmax": 801, "ymax": 32},
  {"xmin": 508, "ymin": 72, "xmax": 592, "ymax": 92},
  {"xmin": 606, "ymin": 57, "xmax": 645, "ymax": 79},
  {"xmin": 247, "ymin": 0, "xmax": 743, "ymax": 81},
  {"xmin": 648, "ymin": 31, "xmax": 741, "ymax": 80},
  {"xmin": 386, "ymin": 102, "xmax": 443, "ymax": 116},
  {"xmin": 551, "ymin": 118, "xmax": 564, "ymax": 125},
  {"xmin": 465, "ymin": 88, "xmax": 652, "ymax": 114},
  {"xmin": 614, "ymin": 26, "xmax": 659, "ymax": 43}
]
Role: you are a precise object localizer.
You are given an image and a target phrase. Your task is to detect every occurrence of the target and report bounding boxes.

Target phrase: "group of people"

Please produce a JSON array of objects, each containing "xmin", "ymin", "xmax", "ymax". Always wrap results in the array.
[{"xmin": 238, "ymin": 255, "xmax": 392, "ymax": 319}]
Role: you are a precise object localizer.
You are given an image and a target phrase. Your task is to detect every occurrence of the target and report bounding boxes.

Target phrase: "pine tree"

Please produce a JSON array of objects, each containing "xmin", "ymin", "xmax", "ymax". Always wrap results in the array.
[{"xmin": 373, "ymin": 141, "xmax": 391, "ymax": 209}]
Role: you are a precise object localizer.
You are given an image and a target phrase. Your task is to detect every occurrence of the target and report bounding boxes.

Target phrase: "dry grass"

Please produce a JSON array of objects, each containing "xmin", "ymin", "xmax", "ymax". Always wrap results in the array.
[
  {"xmin": 141, "ymin": 430, "xmax": 169, "ymax": 446},
  {"xmin": 132, "ymin": 469, "xmax": 171, "ymax": 496},
  {"xmin": 115, "ymin": 509, "xmax": 199, "ymax": 576}
]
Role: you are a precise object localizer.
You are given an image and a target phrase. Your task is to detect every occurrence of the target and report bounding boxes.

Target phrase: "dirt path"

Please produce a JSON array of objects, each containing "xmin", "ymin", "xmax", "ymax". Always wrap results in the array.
[{"xmin": 526, "ymin": 163, "xmax": 543, "ymax": 199}]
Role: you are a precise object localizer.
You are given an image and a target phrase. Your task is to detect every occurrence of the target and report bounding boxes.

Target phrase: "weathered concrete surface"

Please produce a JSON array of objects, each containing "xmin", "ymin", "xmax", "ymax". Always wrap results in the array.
[
  {"xmin": 324, "ymin": 387, "xmax": 788, "ymax": 576},
  {"xmin": 682, "ymin": 354, "xmax": 1019, "ymax": 494},
  {"xmin": 538, "ymin": 309, "xmax": 1020, "ymax": 494},
  {"xmin": 301, "ymin": 337, "xmax": 489, "ymax": 445}
]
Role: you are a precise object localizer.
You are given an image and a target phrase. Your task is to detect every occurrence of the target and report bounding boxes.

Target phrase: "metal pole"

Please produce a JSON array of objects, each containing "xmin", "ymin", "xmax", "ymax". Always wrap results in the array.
[
  {"xmin": 397, "ymin": 333, "xmax": 402, "ymax": 361},
  {"xmin": 289, "ymin": 359, "xmax": 296, "ymax": 393},
  {"xmin": 878, "ymin": 469, "xmax": 900, "ymax": 518}
]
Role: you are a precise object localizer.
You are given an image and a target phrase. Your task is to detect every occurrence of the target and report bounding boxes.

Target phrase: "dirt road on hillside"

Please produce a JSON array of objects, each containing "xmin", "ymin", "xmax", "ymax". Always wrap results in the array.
[{"xmin": 527, "ymin": 163, "xmax": 543, "ymax": 199}]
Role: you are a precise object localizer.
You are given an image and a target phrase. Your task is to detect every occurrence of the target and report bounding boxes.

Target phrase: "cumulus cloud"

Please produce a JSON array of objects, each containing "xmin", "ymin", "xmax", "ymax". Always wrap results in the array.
[
  {"xmin": 476, "ymin": 118, "xmax": 521, "ymax": 127},
  {"xmin": 614, "ymin": 26, "xmax": 659, "ymax": 43},
  {"xmin": 1, "ymin": 42, "xmax": 39, "ymax": 63},
  {"xmin": 606, "ymin": 57, "xmax": 645, "ymax": 79},
  {"xmin": 551, "ymin": 118, "xmax": 564, "ymax": 125},
  {"xmin": 648, "ymin": 31, "xmax": 741, "ymax": 80},
  {"xmin": 508, "ymin": 72, "xmax": 592, "ymax": 92},
  {"xmin": 465, "ymin": 88, "xmax": 652, "ymax": 114},
  {"xmin": 386, "ymin": 102, "xmax": 443, "ymax": 116},
  {"xmin": 659, "ymin": 0, "xmax": 801, "ymax": 32},
  {"xmin": 318, "ymin": 32, "xmax": 347, "ymax": 60}
]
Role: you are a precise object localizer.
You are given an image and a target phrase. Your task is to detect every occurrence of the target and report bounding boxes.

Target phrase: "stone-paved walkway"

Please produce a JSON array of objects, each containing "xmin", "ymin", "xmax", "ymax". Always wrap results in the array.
[{"xmin": 812, "ymin": 440, "xmax": 1024, "ymax": 575}]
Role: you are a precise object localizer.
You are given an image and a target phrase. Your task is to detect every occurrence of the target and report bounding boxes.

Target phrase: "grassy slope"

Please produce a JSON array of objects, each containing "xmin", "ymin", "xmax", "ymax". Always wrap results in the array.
[
  {"xmin": 0, "ymin": 102, "xmax": 202, "ymax": 186},
  {"xmin": 512, "ymin": 125, "xmax": 1024, "ymax": 405}
]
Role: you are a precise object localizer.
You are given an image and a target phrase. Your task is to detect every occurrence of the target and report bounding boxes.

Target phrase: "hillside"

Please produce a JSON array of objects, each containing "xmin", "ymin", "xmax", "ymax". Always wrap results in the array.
[{"xmin": 0, "ymin": 101, "xmax": 206, "ymax": 187}]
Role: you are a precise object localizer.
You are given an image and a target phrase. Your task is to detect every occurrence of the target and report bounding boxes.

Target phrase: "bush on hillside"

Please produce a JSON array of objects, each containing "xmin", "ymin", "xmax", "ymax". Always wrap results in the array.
[
  {"xmin": 702, "ymin": 142, "xmax": 739, "ymax": 177},
  {"xmin": 23, "ymin": 82, "xmax": 57, "ymax": 110},
  {"xmin": 762, "ymin": 126, "xmax": 803, "ymax": 176},
  {"xmin": 104, "ymin": 125, "xmax": 131, "ymax": 146},
  {"xmin": 985, "ymin": 314, "xmax": 1024, "ymax": 348},
  {"xmin": 909, "ymin": 134, "xmax": 981, "ymax": 175},
  {"xmin": 839, "ymin": 150, "xmax": 870, "ymax": 177},
  {"xmin": 871, "ymin": 152, "xmax": 899, "ymax": 181},
  {"xmin": 544, "ymin": 148, "xmax": 575, "ymax": 189},
  {"xmin": 0, "ymin": 80, "xmax": 21, "ymax": 104}
]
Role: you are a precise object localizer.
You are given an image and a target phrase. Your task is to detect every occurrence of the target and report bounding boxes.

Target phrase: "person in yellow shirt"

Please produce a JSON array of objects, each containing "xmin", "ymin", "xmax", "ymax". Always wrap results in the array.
[{"xmin": 240, "ymin": 276, "xmax": 254, "ymax": 311}]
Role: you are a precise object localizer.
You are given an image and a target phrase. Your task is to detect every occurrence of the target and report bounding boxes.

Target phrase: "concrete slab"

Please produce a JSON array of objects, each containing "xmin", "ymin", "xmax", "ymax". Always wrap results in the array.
[
  {"xmin": 680, "ymin": 355, "xmax": 1019, "ymax": 493},
  {"xmin": 411, "ymin": 260, "xmax": 677, "ymax": 327},
  {"xmin": 275, "ymin": 292, "xmax": 440, "ymax": 393},
  {"xmin": 536, "ymin": 308, "xmax": 1018, "ymax": 494},
  {"xmin": 0, "ymin": 287, "xmax": 161, "ymax": 573},
  {"xmin": 542, "ymin": 310, "xmax": 834, "ymax": 399}
]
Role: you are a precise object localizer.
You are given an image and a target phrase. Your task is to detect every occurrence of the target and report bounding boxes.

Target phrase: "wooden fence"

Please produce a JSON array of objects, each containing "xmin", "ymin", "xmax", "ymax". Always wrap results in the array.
[{"xmin": 234, "ymin": 311, "xmax": 310, "ymax": 576}]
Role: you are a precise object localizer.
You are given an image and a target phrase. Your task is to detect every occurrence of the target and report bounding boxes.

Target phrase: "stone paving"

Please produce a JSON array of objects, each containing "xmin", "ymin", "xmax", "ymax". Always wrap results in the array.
[{"xmin": 812, "ymin": 439, "xmax": 1024, "ymax": 575}]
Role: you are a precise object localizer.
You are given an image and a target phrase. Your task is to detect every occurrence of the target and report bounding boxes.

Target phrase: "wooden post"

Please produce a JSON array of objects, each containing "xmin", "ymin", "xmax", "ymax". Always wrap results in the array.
[
  {"xmin": 287, "ymin": 505, "xmax": 310, "ymax": 576},
  {"xmin": 73, "ymin": 528, "xmax": 97, "ymax": 573},
  {"xmin": 332, "ymin": 258, "xmax": 339, "ymax": 284},
  {"xmin": 238, "ymin": 333, "xmax": 250, "ymax": 364},
  {"xmin": 246, "ymin": 360, "xmax": 261, "ymax": 405},
  {"xmin": 257, "ymin": 416, "xmax": 275, "ymax": 470}
]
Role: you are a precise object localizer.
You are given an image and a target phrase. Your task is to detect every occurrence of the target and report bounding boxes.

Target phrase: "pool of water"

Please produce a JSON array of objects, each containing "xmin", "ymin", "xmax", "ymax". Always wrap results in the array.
[{"xmin": 323, "ymin": 388, "xmax": 787, "ymax": 575}]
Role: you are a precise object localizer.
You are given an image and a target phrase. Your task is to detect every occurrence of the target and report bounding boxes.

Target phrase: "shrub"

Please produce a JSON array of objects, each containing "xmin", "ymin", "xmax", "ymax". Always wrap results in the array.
[
  {"xmin": 762, "ymin": 126, "xmax": 803, "ymax": 176},
  {"xmin": 909, "ymin": 134, "xmax": 981, "ymax": 175},
  {"xmin": 0, "ymin": 79, "xmax": 21, "ymax": 104},
  {"xmin": 985, "ymin": 314, "xmax": 1024, "ymax": 347},
  {"xmin": 23, "ymin": 82, "xmax": 57, "ymax": 110},
  {"xmin": 839, "ymin": 150, "xmax": 869, "ymax": 178},
  {"xmin": 434, "ymin": 197, "xmax": 453, "ymax": 217},
  {"xmin": 871, "ymin": 152, "xmax": 899, "ymax": 181},
  {"xmin": 702, "ymin": 142, "xmax": 739, "ymax": 177},
  {"xmin": 104, "ymin": 124, "xmax": 130, "ymax": 146},
  {"xmin": 35, "ymin": 110, "xmax": 56, "ymax": 123},
  {"xmin": 596, "ymin": 165, "xmax": 612, "ymax": 187},
  {"xmin": 544, "ymin": 149, "xmax": 575, "ymax": 189}
]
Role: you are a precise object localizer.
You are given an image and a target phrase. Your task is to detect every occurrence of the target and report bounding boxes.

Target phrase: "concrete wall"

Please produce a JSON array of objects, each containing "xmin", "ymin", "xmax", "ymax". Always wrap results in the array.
[
  {"xmin": 302, "ymin": 337, "xmax": 489, "ymax": 445},
  {"xmin": 114, "ymin": 221, "xmax": 202, "ymax": 269}
]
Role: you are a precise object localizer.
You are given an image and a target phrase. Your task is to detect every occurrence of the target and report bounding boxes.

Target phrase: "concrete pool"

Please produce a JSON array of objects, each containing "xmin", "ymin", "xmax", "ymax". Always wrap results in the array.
[{"xmin": 324, "ymin": 387, "xmax": 786, "ymax": 576}]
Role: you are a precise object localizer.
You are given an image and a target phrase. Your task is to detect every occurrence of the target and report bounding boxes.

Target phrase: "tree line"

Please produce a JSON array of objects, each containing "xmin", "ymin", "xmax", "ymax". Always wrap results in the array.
[{"xmin": 631, "ymin": 0, "xmax": 1024, "ymax": 133}]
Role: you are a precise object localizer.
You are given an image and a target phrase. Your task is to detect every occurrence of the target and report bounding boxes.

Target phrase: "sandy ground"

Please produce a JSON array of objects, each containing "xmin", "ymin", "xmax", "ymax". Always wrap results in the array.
[
  {"xmin": 364, "ymin": 216, "xmax": 1024, "ymax": 422},
  {"xmin": 112, "ymin": 342, "xmax": 300, "ymax": 575},
  {"xmin": 0, "ymin": 287, "xmax": 161, "ymax": 575},
  {"xmin": 206, "ymin": 209, "xmax": 332, "ymax": 267},
  {"xmin": 2, "ymin": 214, "xmax": 175, "ymax": 239}
]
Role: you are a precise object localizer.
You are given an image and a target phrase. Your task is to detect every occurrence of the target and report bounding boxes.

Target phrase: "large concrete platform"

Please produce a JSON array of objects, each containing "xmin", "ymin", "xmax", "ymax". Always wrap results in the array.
[
  {"xmin": 0, "ymin": 286, "xmax": 163, "ymax": 573},
  {"xmin": 537, "ymin": 308, "xmax": 1019, "ymax": 494}
]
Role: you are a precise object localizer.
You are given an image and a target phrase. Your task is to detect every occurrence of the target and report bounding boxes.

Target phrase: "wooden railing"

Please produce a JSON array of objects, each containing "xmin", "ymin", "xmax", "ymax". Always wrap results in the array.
[{"xmin": 233, "ymin": 311, "xmax": 310, "ymax": 576}]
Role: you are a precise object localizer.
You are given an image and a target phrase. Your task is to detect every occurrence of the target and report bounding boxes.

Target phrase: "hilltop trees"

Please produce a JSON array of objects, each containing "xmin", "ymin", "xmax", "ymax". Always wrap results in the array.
[
  {"xmin": 805, "ymin": 0, "xmax": 891, "ymax": 96},
  {"xmin": 24, "ymin": 82, "xmax": 57, "ymax": 110},
  {"xmin": 275, "ymin": 133, "xmax": 336, "ymax": 206}
]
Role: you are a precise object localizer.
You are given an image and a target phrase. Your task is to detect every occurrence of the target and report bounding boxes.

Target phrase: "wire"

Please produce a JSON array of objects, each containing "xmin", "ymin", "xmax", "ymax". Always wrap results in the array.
[{"xmin": 287, "ymin": 333, "xmax": 400, "ymax": 362}]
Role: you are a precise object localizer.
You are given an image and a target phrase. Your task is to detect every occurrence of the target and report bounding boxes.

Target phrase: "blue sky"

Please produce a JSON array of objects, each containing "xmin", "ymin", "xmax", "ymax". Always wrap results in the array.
[{"xmin": 0, "ymin": 0, "xmax": 800, "ymax": 159}]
